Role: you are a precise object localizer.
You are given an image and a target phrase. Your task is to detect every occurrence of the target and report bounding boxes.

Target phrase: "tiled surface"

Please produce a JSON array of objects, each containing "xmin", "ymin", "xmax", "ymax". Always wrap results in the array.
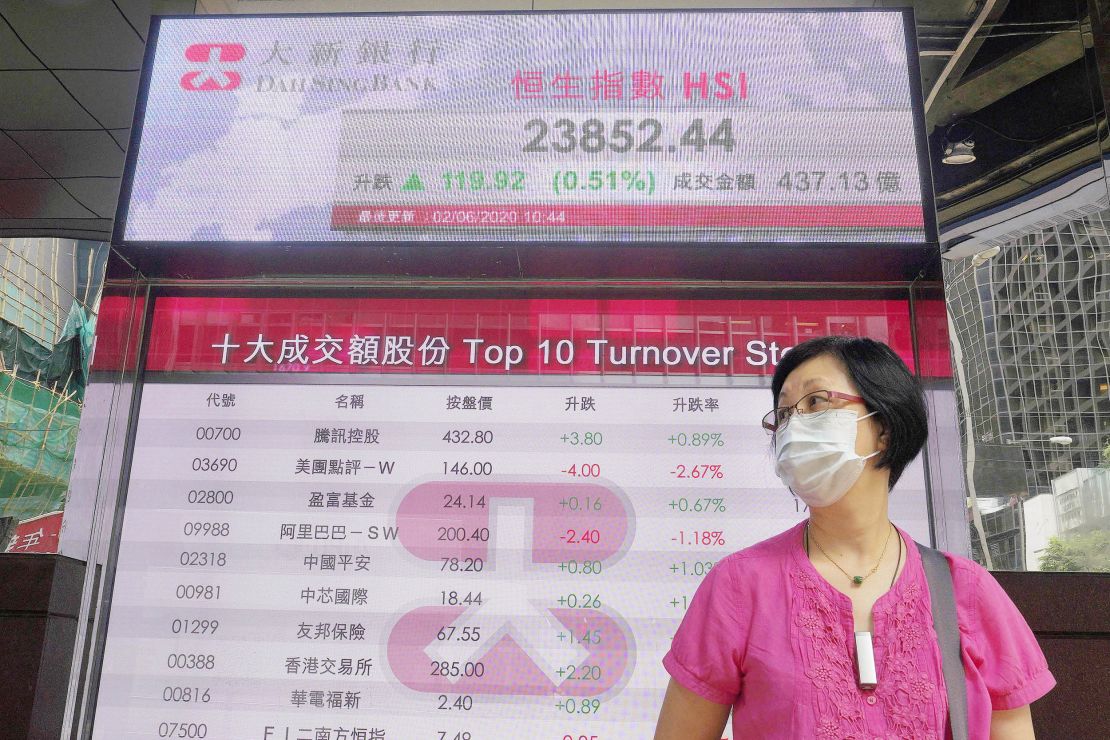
[{"xmin": 0, "ymin": 0, "xmax": 191, "ymax": 238}]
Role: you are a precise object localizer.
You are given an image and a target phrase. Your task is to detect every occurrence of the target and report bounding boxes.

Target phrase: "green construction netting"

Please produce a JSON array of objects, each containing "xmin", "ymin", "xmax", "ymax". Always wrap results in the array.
[
  {"xmin": 0, "ymin": 239, "xmax": 105, "ymax": 530},
  {"xmin": 0, "ymin": 302, "xmax": 95, "ymax": 401},
  {"xmin": 0, "ymin": 372, "xmax": 80, "ymax": 521}
]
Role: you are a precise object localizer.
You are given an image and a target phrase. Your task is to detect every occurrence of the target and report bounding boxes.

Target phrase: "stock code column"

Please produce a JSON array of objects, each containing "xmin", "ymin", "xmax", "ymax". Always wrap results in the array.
[{"xmin": 93, "ymin": 381, "xmax": 790, "ymax": 740}]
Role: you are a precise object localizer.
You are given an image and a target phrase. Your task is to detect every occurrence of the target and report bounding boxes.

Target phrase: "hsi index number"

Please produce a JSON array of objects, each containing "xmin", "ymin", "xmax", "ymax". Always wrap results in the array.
[{"xmin": 523, "ymin": 117, "xmax": 735, "ymax": 154}]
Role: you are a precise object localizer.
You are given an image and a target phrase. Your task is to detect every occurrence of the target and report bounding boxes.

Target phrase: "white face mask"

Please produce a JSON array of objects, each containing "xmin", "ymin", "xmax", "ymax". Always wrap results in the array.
[{"xmin": 774, "ymin": 408, "xmax": 880, "ymax": 508}]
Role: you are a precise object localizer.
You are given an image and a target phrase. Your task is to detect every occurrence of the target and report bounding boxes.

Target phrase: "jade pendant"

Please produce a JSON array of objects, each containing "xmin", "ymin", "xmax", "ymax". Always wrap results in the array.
[{"xmin": 852, "ymin": 576, "xmax": 864, "ymax": 585}]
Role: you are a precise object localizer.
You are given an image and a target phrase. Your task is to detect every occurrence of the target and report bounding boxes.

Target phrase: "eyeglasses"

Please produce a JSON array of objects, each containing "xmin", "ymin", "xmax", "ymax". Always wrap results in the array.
[{"xmin": 761, "ymin": 390, "xmax": 867, "ymax": 434}]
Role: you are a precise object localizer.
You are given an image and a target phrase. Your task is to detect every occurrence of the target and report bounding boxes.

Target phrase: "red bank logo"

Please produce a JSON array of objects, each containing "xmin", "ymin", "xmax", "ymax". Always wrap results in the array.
[{"xmin": 180, "ymin": 43, "xmax": 245, "ymax": 91}]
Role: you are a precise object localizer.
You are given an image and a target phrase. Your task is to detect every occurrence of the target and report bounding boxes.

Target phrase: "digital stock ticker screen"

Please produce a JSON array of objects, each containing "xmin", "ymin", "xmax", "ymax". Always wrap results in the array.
[{"xmin": 117, "ymin": 11, "xmax": 934, "ymax": 246}]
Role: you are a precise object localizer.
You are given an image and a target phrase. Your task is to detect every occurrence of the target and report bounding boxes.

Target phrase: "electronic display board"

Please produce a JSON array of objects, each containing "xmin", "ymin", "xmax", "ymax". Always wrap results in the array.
[
  {"xmin": 90, "ymin": 298, "xmax": 940, "ymax": 740},
  {"xmin": 117, "ymin": 11, "xmax": 936, "ymax": 246}
]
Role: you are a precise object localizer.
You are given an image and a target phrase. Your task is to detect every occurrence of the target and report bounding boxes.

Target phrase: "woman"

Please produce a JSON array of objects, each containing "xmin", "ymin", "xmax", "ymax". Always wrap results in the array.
[{"xmin": 655, "ymin": 336, "xmax": 1054, "ymax": 739}]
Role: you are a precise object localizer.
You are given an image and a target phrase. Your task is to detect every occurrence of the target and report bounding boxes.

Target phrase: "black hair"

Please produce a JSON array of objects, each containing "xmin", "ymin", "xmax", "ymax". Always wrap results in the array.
[{"xmin": 769, "ymin": 336, "xmax": 928, "ymax": 489}]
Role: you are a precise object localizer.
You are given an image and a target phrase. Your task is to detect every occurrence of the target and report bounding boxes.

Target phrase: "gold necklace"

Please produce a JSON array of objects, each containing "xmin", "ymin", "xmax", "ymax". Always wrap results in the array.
[{"xmin": 807, "ymin": 521, "xmax": 893, "ymax": 586}]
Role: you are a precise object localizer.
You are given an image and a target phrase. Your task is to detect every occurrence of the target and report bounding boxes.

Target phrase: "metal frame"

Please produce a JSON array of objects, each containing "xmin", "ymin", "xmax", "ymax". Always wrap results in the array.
[
  {"xmin": 111, "ymin": 7, "xmax": 939, "ymax": 275},
  {"xmin": 67, "ymin": 277, "xmax": 963, "ymax": 738}
]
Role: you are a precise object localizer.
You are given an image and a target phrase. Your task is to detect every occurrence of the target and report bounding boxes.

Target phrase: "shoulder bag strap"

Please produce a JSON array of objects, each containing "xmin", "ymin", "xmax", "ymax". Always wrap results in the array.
[{"xmin": 917, "ymin": 542, "xmax": 969, "ymax": 740}]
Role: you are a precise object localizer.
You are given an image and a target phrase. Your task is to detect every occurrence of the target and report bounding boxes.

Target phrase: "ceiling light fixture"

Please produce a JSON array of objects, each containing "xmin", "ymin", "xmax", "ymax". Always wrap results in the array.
[
  {"xmin": 942, "ymin": 137, "xmax": 976, "ymax": 165},
  {"xmin": 971, "ymin": 245, "xmax": 1001, "ymax": 266},
  {"xmin": 941, "ymin": 120, "xmax": 977, "ymax": 165}
]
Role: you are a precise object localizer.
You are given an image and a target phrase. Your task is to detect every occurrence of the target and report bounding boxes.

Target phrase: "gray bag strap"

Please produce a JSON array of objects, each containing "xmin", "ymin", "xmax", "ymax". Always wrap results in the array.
[{"xmin": 917, "ymin": 543, "xmax": 969, "ymax": 740}]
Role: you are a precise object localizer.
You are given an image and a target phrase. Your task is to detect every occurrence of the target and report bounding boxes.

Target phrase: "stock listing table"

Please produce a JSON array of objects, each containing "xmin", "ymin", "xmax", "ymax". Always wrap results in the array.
[{"xmin": 94, "ymin": 380, "xmax": 898, "ymax": 740}]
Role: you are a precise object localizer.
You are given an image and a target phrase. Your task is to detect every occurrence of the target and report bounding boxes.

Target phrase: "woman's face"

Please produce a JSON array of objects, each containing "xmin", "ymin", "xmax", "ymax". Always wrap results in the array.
[{"xmin": 776, "ymin": 352, "xmax": 886, "ymax": 460}]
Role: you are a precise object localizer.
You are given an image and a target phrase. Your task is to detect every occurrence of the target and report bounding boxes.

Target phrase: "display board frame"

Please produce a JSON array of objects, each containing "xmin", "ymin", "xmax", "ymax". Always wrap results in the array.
[
  {"xmin": 111, "ymin": 8, "xmax": 940, "ymax": 280},
  {"xmin": 70, "ymin": 284, "xmax": 958, "ymax": 739}
]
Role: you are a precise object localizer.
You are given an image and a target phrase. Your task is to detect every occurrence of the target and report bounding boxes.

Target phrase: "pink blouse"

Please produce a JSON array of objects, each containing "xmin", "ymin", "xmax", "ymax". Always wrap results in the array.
[{"xmin": 663, "ymin": 521, "xmax": 1055, "ymax": 739}]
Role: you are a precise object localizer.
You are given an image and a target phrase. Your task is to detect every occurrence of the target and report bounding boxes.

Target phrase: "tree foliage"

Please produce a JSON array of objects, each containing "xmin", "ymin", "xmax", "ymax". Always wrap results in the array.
[{"xmin": 1039, "ymin": 530, "xmax": 1110, "ymax": 572}]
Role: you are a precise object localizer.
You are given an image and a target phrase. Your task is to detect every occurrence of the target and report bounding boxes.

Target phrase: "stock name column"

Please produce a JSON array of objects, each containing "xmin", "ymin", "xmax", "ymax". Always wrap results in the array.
[{"xmin": 97, "ymin": 384, "xmax": 400, "ymax": 740}]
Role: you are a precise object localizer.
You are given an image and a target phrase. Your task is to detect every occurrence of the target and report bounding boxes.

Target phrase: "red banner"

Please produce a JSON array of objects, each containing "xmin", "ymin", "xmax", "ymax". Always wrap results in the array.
[
  {"xmin": 5, "ymin": 511, "xmax": 63, "ymax": 554},
  {"xmin": 91, "ymin": 294, "xmax": 145, "ymax": 373},
  {"xmin": 139, "ymin": 297, "xmax": 951, "ymax": 377}
]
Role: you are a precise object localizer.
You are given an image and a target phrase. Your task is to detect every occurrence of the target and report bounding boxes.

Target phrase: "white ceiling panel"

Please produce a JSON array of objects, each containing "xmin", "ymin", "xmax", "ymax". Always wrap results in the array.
[
  {"xmin": 0, "ymin": 0, "xmax": 146, "ymax": 70},
  {"xmin": 118, "ymin": 0, "xmax": 201, "ymax": 27},
  {"xmin": 109, "ymin": 128, "xmax": 132, "ymax": 149},
  {"xmin": 57, "ymin": 176, "xmax": 124, "ymax": 218},
  {"xmin": 0, "ymin": 218, "xmax": 113, "ymax": 238},
  {"xmin": 6, "ymin": 130, "xmax": 124, "ymax": 178},
  {"xmin": 0, "ymin": 70, "xmax": 101, "ymax": 129},
  {"xmin": 0, "ymin": 134, "xmax": 50, "ymax": 178},
  {"xmin": 112, "ymin": 0, "xmax": 154, "ymax": 40},
  {"xmin": 0, "ymin": 16, "xmax": 43, "ymax": 70},
  {"xmin": 55, "ymin": 70, "xmax": 141, "ymax": 130},
  {"xmin": 0, "ymin": 179, "xmax": 99, "ymax": 219}
]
